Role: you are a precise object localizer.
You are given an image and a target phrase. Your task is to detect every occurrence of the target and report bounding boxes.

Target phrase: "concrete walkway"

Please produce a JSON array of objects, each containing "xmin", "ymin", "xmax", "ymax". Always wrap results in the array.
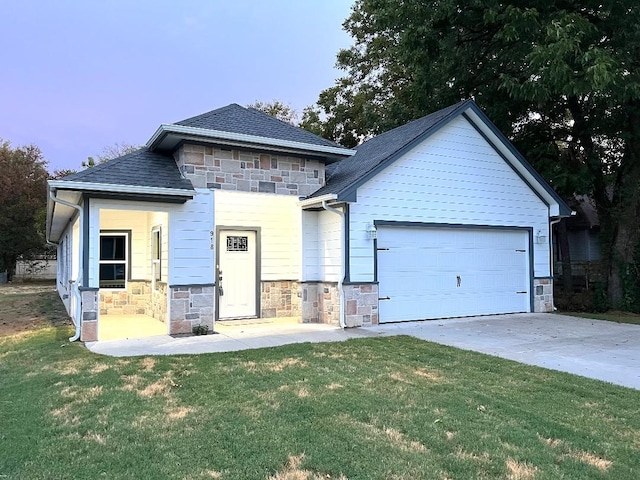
[{"xmin": 86, "ymin": 313, "xmax": 640, "ymax": 390}]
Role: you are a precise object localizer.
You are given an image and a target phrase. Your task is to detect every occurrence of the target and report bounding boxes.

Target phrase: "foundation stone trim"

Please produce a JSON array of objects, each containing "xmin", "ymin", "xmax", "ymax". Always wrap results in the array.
[
  {"xmin": 169, "ymin": 285, "xmax": 215, "ymax": 334},
  {"xmin": 533, "ymin": 278, "xmax": 554, "ymax": 313}
]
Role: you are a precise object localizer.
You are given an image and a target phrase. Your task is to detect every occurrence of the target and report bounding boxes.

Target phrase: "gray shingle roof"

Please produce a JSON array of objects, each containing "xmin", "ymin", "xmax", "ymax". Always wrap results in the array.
[
  {"xmin": 175, "ymin": 104, "xmax": 343, "ymax": 149},
  {"xmin": 58, "ymin": 149, "xmax": 194, "ymax": 191},
  {"xmin": 308, "ymin": 100, "xmax": 470, "ymax": 199}
]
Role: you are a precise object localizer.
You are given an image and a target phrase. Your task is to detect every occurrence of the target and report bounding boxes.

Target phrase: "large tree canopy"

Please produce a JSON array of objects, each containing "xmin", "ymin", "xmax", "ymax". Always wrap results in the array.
[
  {"xmin": 0, "ymin": 140, "xmax": 49, "ymax": 279},
  {"xmin": 304, "ymin": 0, "xmax": 640, "ymax": 309}
]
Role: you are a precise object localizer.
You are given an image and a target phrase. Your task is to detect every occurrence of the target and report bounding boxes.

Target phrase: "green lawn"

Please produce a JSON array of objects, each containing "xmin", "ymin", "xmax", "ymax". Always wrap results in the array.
[
  {"xmin": 2, "ymin": 292, "xmax": 640, "ymax": 479},
  {"xmin": 561, "ymin": 310, "xmax": 640, "ymax": 325}
]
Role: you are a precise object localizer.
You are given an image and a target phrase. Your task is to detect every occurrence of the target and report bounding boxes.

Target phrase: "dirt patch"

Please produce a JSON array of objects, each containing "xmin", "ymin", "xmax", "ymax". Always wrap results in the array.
[
  {"xmin": 568, "ymin": 450, "xmax": 612, "ymax": 471},
  {"xmin": 506, "ymin": 458, "xmax": 537, "ymax": 479},
  {"xmin": 269, "ymin": 454, "xmax": 347, "ymax": 480},
  {"xmin": 0, "ymin": 283, "xmax": 70, "ymax": 337}
]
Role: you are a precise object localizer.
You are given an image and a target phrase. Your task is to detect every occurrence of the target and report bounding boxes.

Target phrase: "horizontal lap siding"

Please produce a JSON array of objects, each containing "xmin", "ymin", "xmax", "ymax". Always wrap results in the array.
[
  {"xmin": 214, "ymin": 190, "xmax": 301, "ymax": 280},
  {"xmin": 302, "ymin": 210, "xmax": 342, "ymax": 282},
  {"xmin": 170, "ymin": 190, "xmax": 214, "ymax": 285},
  {"xmin": 350, "ymin": 116, "xmax": 550, "ymax": 281},
  {"xmin": 302, "ymin": 211, "xmax": 319, "ymax": 280}
]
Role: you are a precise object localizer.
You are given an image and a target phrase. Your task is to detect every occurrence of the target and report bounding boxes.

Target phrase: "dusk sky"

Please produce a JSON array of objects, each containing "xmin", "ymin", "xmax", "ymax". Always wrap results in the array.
[{"xmin": 1, "ymin": 1, "xmax": 354, "ymax": 173}]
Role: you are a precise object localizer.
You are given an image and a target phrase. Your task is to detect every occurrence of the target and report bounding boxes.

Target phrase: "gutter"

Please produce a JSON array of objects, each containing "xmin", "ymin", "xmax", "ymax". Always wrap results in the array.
[
  {"xmin": 47, "ymin": 180, "xmax": 194, "ymax": 198},
  {"xmin": 298, "ymin": 194, "xmax": 338, "ymax": 209},
  {"xmin": 322, "ymin": 201, "xmax": 346, "ymax": 328},
  {"xmin": 48, "ymin": 189, "xmax": 83, "ymax": 342}
]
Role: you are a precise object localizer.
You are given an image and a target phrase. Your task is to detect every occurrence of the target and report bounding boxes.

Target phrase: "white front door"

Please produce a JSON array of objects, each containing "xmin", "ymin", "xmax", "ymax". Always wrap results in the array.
[{"xmin": 218, "ymin": 230, "xmax": 257, "ymax": 319}]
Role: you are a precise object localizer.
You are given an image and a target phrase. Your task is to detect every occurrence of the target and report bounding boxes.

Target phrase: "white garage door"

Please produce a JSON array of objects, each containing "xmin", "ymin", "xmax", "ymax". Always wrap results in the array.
[{"xmin": 377, "ymin": 226, "xmax": 530, "ymax": 323}]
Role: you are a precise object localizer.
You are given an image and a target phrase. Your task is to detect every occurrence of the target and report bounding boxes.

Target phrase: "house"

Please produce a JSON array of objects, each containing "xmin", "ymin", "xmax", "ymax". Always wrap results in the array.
[
  {"xmin": 46, "ymin": 100, "xmax": 571, "ymax": 342},
  {"xmin": 554, "ymin": 194, "xmax": 601, "ymax": 285}
]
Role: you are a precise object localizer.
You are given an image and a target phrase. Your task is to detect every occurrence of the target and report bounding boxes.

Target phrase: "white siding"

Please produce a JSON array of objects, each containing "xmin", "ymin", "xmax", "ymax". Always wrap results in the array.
[
  {"xmin": 349, "ymin": 116, "xmax": 551, "ymax": 280},
  {"xmin": 169, "ymin": 189, "xmax": 215, "ymax": 285},
  {"xmin": 302, "ymin": 209, "xmax": 342, "ymax": 282},
  {"xmin": 88, "ymin": 194, "xmax": 214, "ymax": 288},
  {"xmin": 302, "ymin": 210, "xmax": 319, "ymax": 280},
  {"xmin": 214, "ymin": 190, "xmax": 301, "ymax": 280}
]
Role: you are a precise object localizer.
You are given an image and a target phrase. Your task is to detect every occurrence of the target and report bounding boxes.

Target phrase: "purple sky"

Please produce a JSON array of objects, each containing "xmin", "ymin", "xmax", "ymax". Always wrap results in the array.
[{"xmin": 1, "ymin": 1, "xmax": 353, "ymax": 173}]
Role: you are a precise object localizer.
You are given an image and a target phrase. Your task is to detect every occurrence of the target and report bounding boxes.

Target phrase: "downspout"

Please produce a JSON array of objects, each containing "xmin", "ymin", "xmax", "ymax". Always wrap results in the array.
[
  {"xmin": 48, "ymin": 189, "xmax": 83, "ymax": 342},
  {"xmin": 322, "ymin": 201, "xmax": 346, "ymax": 328}
]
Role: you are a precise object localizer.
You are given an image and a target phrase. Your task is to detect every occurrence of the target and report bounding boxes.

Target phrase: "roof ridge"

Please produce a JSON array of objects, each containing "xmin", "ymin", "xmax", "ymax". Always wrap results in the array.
[
  {"xmin": 245, "ymin": 106, "xmax": 342, "ymax": 147},
  {"xmin": 173, "ymin": 103, "xmax": 246, "ymax": 126}
]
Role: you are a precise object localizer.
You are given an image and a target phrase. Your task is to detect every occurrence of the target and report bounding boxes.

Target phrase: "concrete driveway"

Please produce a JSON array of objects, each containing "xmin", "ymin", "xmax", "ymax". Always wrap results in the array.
[
  {"xmin": 87, "ymin": 313, "xmax": 640, "ymax": 390},
  {"xmin": 372, "ymin": 313, "xmax": 640, "ymax": 390}
]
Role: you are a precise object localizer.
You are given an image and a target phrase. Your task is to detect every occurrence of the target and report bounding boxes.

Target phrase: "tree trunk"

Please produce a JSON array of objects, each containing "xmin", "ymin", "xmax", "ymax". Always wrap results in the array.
[{"xmin": 557, "ymin": 219, "xmax": 574, "ymax": 293}]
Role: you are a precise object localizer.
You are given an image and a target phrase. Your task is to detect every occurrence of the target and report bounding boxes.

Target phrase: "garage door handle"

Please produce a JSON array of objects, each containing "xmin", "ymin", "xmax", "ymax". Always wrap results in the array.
[
  {"xmin": 516, "ymin": 291, "xmax": 527, "ymax": 294},
  {"xmin": 457, "ymin": 275, "xmax": 461, "ymax": 287},
  {"xmin": 379, "ymin": 296, "xmax": 391, "ymax": 301}
]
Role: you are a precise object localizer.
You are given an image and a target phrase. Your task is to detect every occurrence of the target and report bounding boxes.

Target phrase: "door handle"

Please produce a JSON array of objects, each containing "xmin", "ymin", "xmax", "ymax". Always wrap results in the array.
[
  {"xmin": 218, "ymin": 270, "xmax": 223, "ymax": 296},
  {"xmin": 456, "ymin": 275, "xmax": 461, "ymax": 287}
]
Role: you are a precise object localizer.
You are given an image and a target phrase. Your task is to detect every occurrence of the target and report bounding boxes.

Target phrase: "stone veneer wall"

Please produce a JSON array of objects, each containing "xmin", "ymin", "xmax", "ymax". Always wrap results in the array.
[
  {"xmin": 344, "ymin": 283, "xmax": 379, "ymax": 327},
  {"xmin": 99, "ymin": 281, "xmax": 167, "ymax": 322},
  {"xmin": 80, "ymin": 287, "xmax": 99, "ymax": 342},
  {"xmin": 301, "ymin": 282, "xmax": 341, "ymax": 325},
  {"xmin": 261, "ymin": 281, "xmax": 301, "ymax": 318},
  {"xmin": 533, "ymin": 278, "xmax": 554, "ymax": 312},
  {"xmin": 174, "ymin": 144, "xmax": 325, "ymax": 197},
  {"xmin": 169, "ymin": 285, "xmax": 214, "ymax": 335}
]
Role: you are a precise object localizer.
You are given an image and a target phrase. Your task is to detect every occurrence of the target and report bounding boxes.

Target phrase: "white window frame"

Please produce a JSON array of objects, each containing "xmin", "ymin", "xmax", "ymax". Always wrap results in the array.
[
  {"xmin": 151, "ymin": 226, "xmax": 161, "ymax": 290},
  {"xmin": 99, "ymin": 231, "xmax": 129, "ymax": 290}
]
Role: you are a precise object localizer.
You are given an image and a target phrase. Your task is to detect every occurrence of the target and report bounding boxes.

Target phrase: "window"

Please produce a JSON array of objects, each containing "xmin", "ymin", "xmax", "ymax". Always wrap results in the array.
[
  {"xmin": 99, "ymin": 233, "xmax": 128, "ymax": 289},
  {"xmin": 227, "ymin": 235, "xmax": 248, "ymax": 252},
  {"xmin": 151, "ymin": 227, "xmax": 161, "ymax": 284}
]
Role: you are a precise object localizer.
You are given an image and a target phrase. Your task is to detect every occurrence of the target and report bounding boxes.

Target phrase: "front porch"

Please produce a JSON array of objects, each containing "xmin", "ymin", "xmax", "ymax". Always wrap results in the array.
[{"xmin": 99, "ymin": 314, "xmax": 166, "ymax": 340}]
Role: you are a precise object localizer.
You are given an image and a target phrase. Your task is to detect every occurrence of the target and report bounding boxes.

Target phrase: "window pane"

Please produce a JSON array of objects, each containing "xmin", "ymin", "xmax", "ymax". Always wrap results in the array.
[
  {"xmin": 99, "ymin": 263, "xmax": 126, "ymax": 288},
  {"xmin": 100, "ymin": 235, "xmax": 125, "ymax": 260},
  {"xmin": 153, "ymin": 230, "xmax": 161, "ymax": 260}
]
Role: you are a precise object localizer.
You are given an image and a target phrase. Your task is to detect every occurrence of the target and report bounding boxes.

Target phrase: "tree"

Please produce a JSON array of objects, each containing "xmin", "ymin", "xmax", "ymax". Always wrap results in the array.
[
  {"xmin": 309, "ymin": 0, "xmax": 640, "ymax": 309},
  {"xmin": 83, "ymin": 142, "xmax": 141, "ymax": 168},
  {"xmin": 0, "ymin": 140, "xmax": 49, "ymax": 280},
  {"xmin": 247, "ymin": 100, "xmax": 298, "ymax": 125}
]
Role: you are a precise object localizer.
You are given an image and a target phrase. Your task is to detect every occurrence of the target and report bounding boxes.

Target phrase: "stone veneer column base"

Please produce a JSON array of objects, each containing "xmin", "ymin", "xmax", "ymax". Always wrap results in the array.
[
  {"xmin": 169, "ymin": 285, "xmax": 214, "ymax": 335},
  {"xmin": 344, "ymin": 283, "xmax": 379, "ymax": 327},
  {"xmin": 301, "ymin": 282, "xmax": 340, "ymax": 325},
  {"xmin": 533, "ymin": 278, "xmax": 554, "ymax": 312},
  {"xmin": 261, "ymin": 281, "xmax": 301, "ymax": 318},
  {"xmin": 79, "ymin": 287, "xmax": 99, "ymax": 342}
]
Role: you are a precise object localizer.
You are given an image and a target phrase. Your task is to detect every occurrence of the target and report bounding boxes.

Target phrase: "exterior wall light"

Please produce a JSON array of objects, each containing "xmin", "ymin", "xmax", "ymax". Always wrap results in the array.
[
  {"xmin": 536, "ymin": 229, "xmax": 547, "ymax": 244},
  {"xmin": 366, "ymin": 223, "xmax": 377, "ymax": 240}
]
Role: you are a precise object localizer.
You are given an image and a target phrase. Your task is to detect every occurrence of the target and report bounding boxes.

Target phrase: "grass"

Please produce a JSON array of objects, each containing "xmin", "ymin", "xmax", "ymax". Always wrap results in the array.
[
  {"xmin": 561, "ymin": 311, "xmax": 640, "ymax": 325},
  {"xmin": 1, "ymin": 291, "xmax": 640, "ymax": 479}
]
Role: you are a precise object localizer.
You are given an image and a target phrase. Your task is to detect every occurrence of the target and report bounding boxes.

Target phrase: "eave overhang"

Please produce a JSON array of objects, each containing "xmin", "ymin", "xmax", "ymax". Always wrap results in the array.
[{"xmin": 146, "ymin": 124, "xmax": 355, "ymax": 163}]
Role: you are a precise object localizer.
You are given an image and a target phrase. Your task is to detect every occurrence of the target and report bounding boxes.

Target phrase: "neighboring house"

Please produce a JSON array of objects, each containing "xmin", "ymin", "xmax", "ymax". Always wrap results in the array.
[
  {"xmin": 15, "ymin": 256, "xmax": 57, "ymax": 280},
  {"xmin": 46, "ymin": 100, "xmax": 571, "ymax": 342},
  {"xmin": 554, "ymin": 194, "xmax": 601, "ymax": 283}
]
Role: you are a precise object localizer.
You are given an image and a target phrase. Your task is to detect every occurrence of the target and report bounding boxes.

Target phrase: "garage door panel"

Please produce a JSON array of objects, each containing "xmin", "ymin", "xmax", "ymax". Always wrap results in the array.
[{"xmin": 378, "ymin": 226, "xmax": 530, "ymax": 323}]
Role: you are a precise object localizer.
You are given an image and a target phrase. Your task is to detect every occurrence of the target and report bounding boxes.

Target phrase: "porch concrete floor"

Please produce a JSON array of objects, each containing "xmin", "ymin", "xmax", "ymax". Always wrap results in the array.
[{"xmin": 99, "ymin": 314, "xmax": 167, "ymax": 341}]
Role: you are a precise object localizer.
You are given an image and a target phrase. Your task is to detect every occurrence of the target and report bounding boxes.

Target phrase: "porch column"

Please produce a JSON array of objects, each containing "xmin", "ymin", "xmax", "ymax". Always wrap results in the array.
[{"xmin": 79, "ymin": 286, "xmax": 99, "ymax": 341}]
